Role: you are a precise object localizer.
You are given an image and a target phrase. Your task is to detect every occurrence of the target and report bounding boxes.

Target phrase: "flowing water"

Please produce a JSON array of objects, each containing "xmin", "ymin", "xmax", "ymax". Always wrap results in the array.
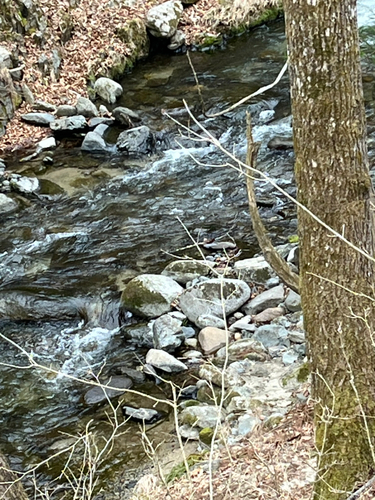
[{"xmin": 0, "ymin": 10, "xmax": 374, "ymax": 497}]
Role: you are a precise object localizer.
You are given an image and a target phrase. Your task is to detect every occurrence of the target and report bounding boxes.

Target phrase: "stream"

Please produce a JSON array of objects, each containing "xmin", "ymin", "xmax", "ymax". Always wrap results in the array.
[{"xmin": 0, "ymin": 9, "xmax": 375, "ymax": 498}]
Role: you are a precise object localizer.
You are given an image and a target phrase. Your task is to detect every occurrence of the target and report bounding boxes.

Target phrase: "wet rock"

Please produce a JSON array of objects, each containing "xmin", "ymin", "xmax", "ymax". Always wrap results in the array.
[
  {"xmin": 121, "ymin": 274, "xmax": 183, "ymax": 318},
  {"xmin": 0, "ymin": 193, "xmax": 18, "ymax": 213},
  {"xmin": 76, "ymin": 96, "xmax": 98, "ymax": 118},
  {"xmin": 56, "ymin": 104, "xmax": 77, "ymax": 117},
  {"xmin": 162, "ymin": 259, "xmax": 214, "ymax": 284},
  {"xmin": 10, "ymin": 175, "xmax": 39, "ymax": 194},
  {"xmin": 284, "ymin": 289, "xmax": 302, "ymax": 312},
  {"xmin": 113, "ymin": 106, "xmax": 141, "ymax": 126},
  {"xmin": 179, "ymin": 278, "xmax": 250, "ymax": 328},
  {"xmin": 242, "ymin": 284, "xmax": 285, "ymax": 315},
  {"xmin": 216, "ymin": 338, "xmax": 268, "ymax": 363},
  {"xmin": 21, "ymin": 112, "xmax": 55, "ymax": 126},
  {"xmin": 252, "ymin": 307, "xmax": 284, "ymax": 324},
  {"xmin": 116, "ymin": 125, "xmax": 155, "ymax": 155},
  {"xmin": 234, "ymin": 256, "xmax": 275, "ymax": 283},
  {"xmin": 122, "ymin": 406, "xmax": 162, "ymax": 423},
  {"xmin": 50, "ymin": 115, "xmax": 87, "ymax": 133},
  {"xmin": 124, "ymin": 323, "xmax": 153, "ymax": 347},
  {"xmin": 259, "ymin": 109, "xmax": 275, "ymax": 123},
  {"xmin": 253, "ymin": 324, "xmax": 289, "ymax": 349},
  {"xmin": 152, "ymin": 313, "xmax": 183, "ymax": 351},
  {"xmin": 198, "ymin": 326, "xmax": 228, "ymax": 355},
  {"xmin": 81, "ymin": 131, "xmax": 109, "ymax": 152},
  {"xmin": 145, "ymin": 348, "xmax": 187, "ymax": 373},
  {"xmin": 168, "ymin": 29, "xmax": 185, "ymax": 50},
  {"xmin": 36, "ymin": 136, "xmax": 56, "ymax": 153},
  {"xmin": 180, "ymin": 404, "xmax": 224, "ymax": 429},
  {"xmin": 146, "ymin": 0, "xmax": 183, "ymax": 38},
  {"xmin": 33, "ymin": 100, "xmax": 56, "ymax": 112},
  {"xmin": 94, "ymin": 77, "xmax": 123, "ymax": 104},
  {"xmin": 84, "ymin": 376, "xmax": 133, "ymax": 405}
]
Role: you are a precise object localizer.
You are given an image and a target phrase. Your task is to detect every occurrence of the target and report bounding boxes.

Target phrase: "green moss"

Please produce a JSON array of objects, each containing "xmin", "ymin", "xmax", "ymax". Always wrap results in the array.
[
  {"xmin": 296, "ymin": 362, "xmax": 310, "ymax": 383},
  {"xmin": 197, "ymin": 385, "xmax": 223, "ymax": 405},
  {"xmin": 200, "ymin": 34, "xmax": 224, "ymax": 49},
  {"xmin": 166, "ymin": 452, "xmax": 208, "ymax": 483},
  {"xmin": 199, "ymin": 427, "xmax": 214, "ymax": 445},
  {"xmin": 288, "ymin": 235, "xmax": 299, "ymax": 244},
  {"xmin": 249, "ymin": 7, "xmax": 281, "ymax": 28}
]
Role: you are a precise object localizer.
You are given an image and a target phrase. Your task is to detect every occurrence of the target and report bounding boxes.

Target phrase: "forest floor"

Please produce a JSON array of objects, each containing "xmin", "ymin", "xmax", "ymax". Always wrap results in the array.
[{"xmin": 0, "ymin": 0, "xmax": 281, "ymax": 153}]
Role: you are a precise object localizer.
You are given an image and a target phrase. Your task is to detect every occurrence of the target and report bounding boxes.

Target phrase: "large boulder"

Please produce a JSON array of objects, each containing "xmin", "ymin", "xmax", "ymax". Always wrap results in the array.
[
  {"xmin": 94, "ymin": 77, "xmax": 123, "ymax": 104},
  {"xmin": 162, "ymin": 259, "xmax": 214, "ymax": 284},
  {"xmin": 146, "ymin": 0, "xmax": 183, "ymax": 38},
  {"xmin": 178, "ymin": 278, "xmax": 250, "ymax": 328},
  {"xmin": 121, "ymin": 274, "xmax": 183, "ymax": 318},
  {"xmin": 116, "ymin": 126, "xmax": 154, "ymax": 155}
]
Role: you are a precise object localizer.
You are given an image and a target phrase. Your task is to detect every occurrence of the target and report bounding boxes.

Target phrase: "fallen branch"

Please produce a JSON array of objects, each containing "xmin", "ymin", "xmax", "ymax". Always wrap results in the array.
[{"xmin": 346, "ymin": 474, "xmax": 375, "ymax": 499}]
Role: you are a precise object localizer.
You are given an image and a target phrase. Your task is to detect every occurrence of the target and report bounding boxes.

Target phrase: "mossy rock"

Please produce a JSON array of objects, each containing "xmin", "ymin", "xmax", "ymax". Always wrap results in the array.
[
  {"xmin": 199, "ymin": 427, "xmax": 215, "ymax": 446},
  {"xmin": 197, "ymin": 385, "xmax": 224, "ymax": 405},
  {"xmin": 166, "ymin": 452, "xmax": 208, "ymax": 483}
]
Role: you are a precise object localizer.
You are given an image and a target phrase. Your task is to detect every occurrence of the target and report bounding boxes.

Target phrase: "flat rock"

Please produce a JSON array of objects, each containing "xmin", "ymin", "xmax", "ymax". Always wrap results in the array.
[
  {"xmin": 56, "ymin": 105, "xmax": 77, "ymax": 117},
  {"xmin": 242, "ymin": 284, "xmax": 285, "ymax": 315},
  {"xmin": 253, "ymin": 324, "xmax": 290, "ymax": 349},
  {"xmin": 21, "ymin": 112, "xmax": 55, "ymax": 126},
  {"xmin": 252, "ymin": 307, "xmax": 284, "ymax": 324},
  {"xmin": 145, "ymin": 348, "xmax": 187, "ymax": 373},
  {"xmin": 50, "ymin": 115, "xmax": 87, "ymax": 132},
  {"xmin": 179, "ymin": 278, "xmax": 250, "ymax": 328},
  {"xmin": 267, "ymin": 135, "xmax": 294, "ymax": 150},
  {"xmin": 162, "ymin": 259, "xmax": 214, "ymax": 284},
  {"xmin": 36, "ymin": 136, "xmax": 56, "ymax": 153},
  {"xmin": 122, "ymin": 406, "xmax": 162, "ymax": 423},
  {"xmin": 94, "ymin": 77, "xmax": 123, "ymax": 104},
  {"xmin": 216, "ymin": 338, "xmax": 268, "ymax": 363},
  {"xmin": 84, "ymin": 376, "xmax": 133, "ymax": 405},
  {"xmin": 76, "ymin": 96, "xmax": 98, "ymax": 118},
  {"xmin": 121, "ymin": 274, "xmax": 183, "ymax": 318},
  {"xmin": 234, "ymin": 256, "xmax": 275, "ymax": 283},
  {"xmin": 33, "ymin": 100, "xmax": 56, "ymax": 112},
  {"xmin": 198, "ymin": 327, "xmax": 228, "ymax": 355},
  {"xmin": 229, "ymin": 315, "xmax": 256, "ymax": 333}
]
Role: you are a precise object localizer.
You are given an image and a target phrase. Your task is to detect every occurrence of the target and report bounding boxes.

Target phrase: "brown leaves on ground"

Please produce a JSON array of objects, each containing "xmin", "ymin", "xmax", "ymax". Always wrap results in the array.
[{"xmin": 140, "ymin": 403, "xmax": 315, "ymax": 500}]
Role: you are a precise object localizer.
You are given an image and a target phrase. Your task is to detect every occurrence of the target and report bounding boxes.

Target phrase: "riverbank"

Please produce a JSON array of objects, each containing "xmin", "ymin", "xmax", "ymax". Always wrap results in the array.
[{"xmin": 0, "ymin": 0, "xmax": 282, "ymax": 154}]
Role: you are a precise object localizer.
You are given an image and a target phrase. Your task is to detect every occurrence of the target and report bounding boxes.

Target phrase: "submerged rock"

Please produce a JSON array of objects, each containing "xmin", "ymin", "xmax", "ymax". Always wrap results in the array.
[
  {"xmin": 84, "ymin": 376, "xmax": 133, "ymax": 405},
  {"xmin": 121, "ymin": 274, "xmax": 183, "ymax": 318}
]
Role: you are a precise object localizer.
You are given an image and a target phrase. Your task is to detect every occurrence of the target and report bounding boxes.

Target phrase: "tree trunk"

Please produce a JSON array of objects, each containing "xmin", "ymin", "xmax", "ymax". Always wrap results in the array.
[
  {"xmin": 0, "ymin": 452, "xmax": 28, "ymax": 499},
  {"xmin": 283, "ymin": 1, "xmax": 375, "ymax": 499}
]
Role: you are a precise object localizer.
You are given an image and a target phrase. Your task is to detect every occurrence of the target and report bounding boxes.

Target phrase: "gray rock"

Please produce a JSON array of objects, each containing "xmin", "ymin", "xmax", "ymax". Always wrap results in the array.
[
  {"xmin": 116, "ymin": 126, "xmax": 154, "ymax": 155},
  {"xmin": 199, "ymin": 364, "xmax": 227, "ymax": 387},
  {"xmin": 152, "ymin": 313, "xmax": 183, "ymax": 351},
  {"xmin": 182, "ymin": 350, "xmax": 203, "ymax": 360},
  {"xmin": 21, "ymin": 112, "xmax": 55, "ymax": 126},
  {"xmin": 36, "ymin": 136, "xmax": 56, "ymax": 153},
  {"xmin": 198, "ymin": 327, "xmax": 228, "ymax": 355},
  {"xmin": 123, "ymin": 406, "xmax": 162, "ymax": 423},
  {"xmin": 259, "ymin": 109, "xmax": 275, "ymax": 123},
  {"xmin": 89, "ymin": 117, "xmax": 114, "ymax": 129},
  {"xmin": 282, "ymin": 350, "xmax": 299, "ymax": 365},
  {"xmin": 178, "ymin": 424, "xmax": 200, "ymax": 440},
  {"xmin": 288, "ymin": 330, "xmax": 305, "ymax": 343},
  {"xmin": 146, "ymin": 0, "xmax": 183, "ymax": 38},
  {"xmin": 50, "ymin": 115, "xmax": 87, "ymax": 132},
  {"xmin": 0, "ymin": 193, "xmax": 18, "ymax": 213},
  {"xmin": 267, "ymin": 135, "xmax": 294, "ymax": 150},
  {"xmin": 10, "ymin": 175, "xmax": 39, "ymax": 194},
  {"xmin": 284, "ymin": 290, "xmax": 302, "ymax": 312},
  {"xmin": 216, "ymin": 338, "xmax": 268, "ymax": 363},
  {"xmin": 121, "ymin": 274, "xmax": 183, "ymax": 318},
  {"xmin": 84, "ymin": 376, "xmax": 132, "ymax": 405},
  {"xmin": 253, "ymin": 324, "xmax": 289, "ymax": 349},
  {"xmin": 33, "ymin": 100, "xmax": 56, "ymax": 112},
  {"xmin": 180, "ymin": 404, "xmax": 224, "ymax": 429},
  {"xmin": 145, "ymin": 348, "xmax": 187, "ymax": 373},
  {"xmin": 94, "ymin": 77, "xmax": 123, "ymax": 104},
  {"xmin": 168, "ymin": 29, "xmax": 185, "ymax": 50},
  {"xmin": 81, "ymin": 131, "xmax": 108, "ymax": 152},
  {"xmin": 234, "ymin": 256, "xmax": 275, "ymax": 283},
  {"xmin": 113, "ymin": 106, "xmax": 141, "ymax": 125},
  {"xmin": 179, "ymin": 278, "xmax": 250, "ymax": 328},
  {"xmin": 93, "ymin": 124, "xmax": 110, "ymax": 137},
  {"xmin": 124, "ymin": 323, "xmax": 154, "ymax": 347},
  {"xmin": 56, "ymin": 105, "xmax": 77, "ymax": 117},
  {"xmin": 76, "ymin": 96, "xmax": 98, "ymax": 118},
  {"xmin": 162, "ymin": 259, "xmax": 214, "ymax": 284},
  {"xmin": 195, "ymin": 314, "xmax": 226, "ymax": 329},
  {"xmin": 252, "ymin": 307, "xmax": 284, "ymax": 324},
  {"xmin": 229, "ymin": 315, "xmax": 256, "ymax": 333},
  {"xmin": 0, "ymin": 46, "xmax": 12, "ymax": 69},
  {"xmin": 237, "ymin": 414, "xmax": 261, "ymax": 436},
  {"xmin": 242, "ymin": 284, "xmax": 285, "ymax": 315}
]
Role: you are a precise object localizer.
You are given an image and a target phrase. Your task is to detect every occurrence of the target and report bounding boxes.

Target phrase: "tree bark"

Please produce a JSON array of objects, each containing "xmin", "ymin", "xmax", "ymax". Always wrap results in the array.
[
  {"xmin": 283, "ymin": 1, "xmax": 375, "ymax": 499},
  {"xmin": 0, "ymin": 452, "xmax": 28, "ymax": 499}
]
